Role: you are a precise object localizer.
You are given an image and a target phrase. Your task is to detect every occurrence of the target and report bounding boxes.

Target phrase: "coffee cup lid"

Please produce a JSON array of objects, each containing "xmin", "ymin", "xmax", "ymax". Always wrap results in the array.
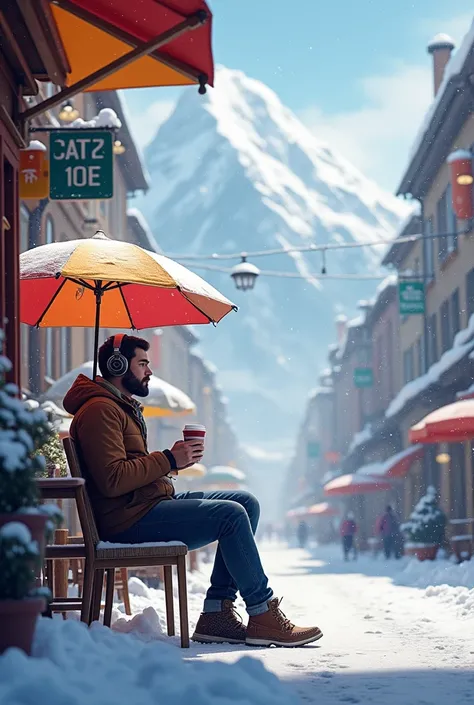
[{"xmin": 183, "ymin": 424, "xmax": 206, "ymax": 431}]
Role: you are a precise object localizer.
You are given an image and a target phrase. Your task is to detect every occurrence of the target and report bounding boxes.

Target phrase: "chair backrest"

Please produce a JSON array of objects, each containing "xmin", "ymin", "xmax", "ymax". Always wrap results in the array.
[{"xmin": 63, "ymin": 437, "xmax": 100, "ymax": 547}]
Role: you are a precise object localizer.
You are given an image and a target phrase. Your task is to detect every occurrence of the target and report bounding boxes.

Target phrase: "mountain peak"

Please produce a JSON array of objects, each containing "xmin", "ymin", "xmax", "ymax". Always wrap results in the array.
[{"xmin": 138, "ymin": 65, "xmax": 408, "ymax": 449}]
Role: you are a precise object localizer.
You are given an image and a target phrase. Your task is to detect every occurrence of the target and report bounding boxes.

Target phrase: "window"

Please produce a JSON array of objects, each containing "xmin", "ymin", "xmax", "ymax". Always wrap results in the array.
[
  {"xmin": 425, "ymin": 217, "xmax": 435, "ymax": 282},
  {"xmin": 45, "ymin": 329, "xmax": 53, "ymax": 380},
  {"xmin": 20, "ymin": 205, "xmax": 29, "ymax": 253},
  {"xmin": 446, "ymin": 183, "xmax": 458, "ymax": 252},
  {"xmin": 45, "ymin": 216, "xmax": 54, "ymax": 244},
  {"xmin": 437, "ymin": 192, "xmax": 448, "ymax": 262},
  {"xmin": 440, "ymin": 299, "xmax": 451, "ymax": 353},
  {"xmin": 416, "ymin": 336, "xmax": 424, "ymax": 377},
  {"xmin": 467, "ymin": 268, "xmax": 474, "ymax": 321},
  {"xmin": 451, "ymin": 288, "xmax": 460, "ymax": 342},
  {"xmin": 60, "ymin": 329, "xmax": 71, "ymax": 376},
  {"xmin": 403, "ymin": 346, "xmax": 415, "ymax": 384},
  {"xmin": 428, "ymin": 313, "xmax": 438, "ymax": 366}
]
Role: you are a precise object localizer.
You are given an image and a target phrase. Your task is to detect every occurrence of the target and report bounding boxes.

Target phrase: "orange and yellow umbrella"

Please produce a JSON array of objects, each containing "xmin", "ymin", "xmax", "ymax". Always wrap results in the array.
[{"xmin": 20, "ymin": 231, "xmax": 236, "ymax": 376}]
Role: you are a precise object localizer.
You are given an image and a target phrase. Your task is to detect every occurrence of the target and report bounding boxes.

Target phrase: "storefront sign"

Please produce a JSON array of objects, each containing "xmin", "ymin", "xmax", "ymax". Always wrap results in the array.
[
  {"xmin": 399, "ymin": 281, "xmax": 425, "ymax": 315},
  {"xmin": 354, "ymin": 367, "xmax": 373, "ymax": 388},
  {"xmin": 19, "ymin": 147, "xmax": 49, "ymax": 199},
  {"xmin": 307, "ymin": 441, "xmax": 320, "ymax": 459},
  {"xmin": 49, "ymin": 130, "xmax": 113, "ymax": 200}
]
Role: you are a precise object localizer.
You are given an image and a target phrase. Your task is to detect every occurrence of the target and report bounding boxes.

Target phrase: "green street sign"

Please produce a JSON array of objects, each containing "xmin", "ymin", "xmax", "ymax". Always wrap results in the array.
[
  {"xmin": 49, "ymin": 130, "xmax": 114, "ymax": 200},
  {"xmin": 399, "ymin": 281, "xmax": 425, "ymax": 315},
  {"xmin": 307, "ymin": 441, "xmax": 320, "ymax": 459},
  {"xmin": 354, "ymin": 367, "xmax": 373, "ymax": 388}
]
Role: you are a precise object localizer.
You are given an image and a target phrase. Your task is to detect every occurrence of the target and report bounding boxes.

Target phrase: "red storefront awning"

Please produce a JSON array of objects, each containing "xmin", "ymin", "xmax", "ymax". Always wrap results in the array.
[
  {"xmin": 358, "ymin": 445, "xmax": 424, "ymax": 480},
  {"xmin": 323, "ymin": 474, "xmax": 392, "ymax": 497},
  {"xmin": 410, "ymin": 399, "xmax": 474, "ymax": 444}
]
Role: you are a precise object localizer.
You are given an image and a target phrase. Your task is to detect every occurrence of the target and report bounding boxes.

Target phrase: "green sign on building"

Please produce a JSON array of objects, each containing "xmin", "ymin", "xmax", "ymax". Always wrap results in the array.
[
  {"xmin": 49, "ymin": 130, "xmax": 114, "ymax": 200},
  {"xmin": 307, "ymin": 441, "xmax": 320, "ymax": 459},
  {"xmin": 354, "ymin": 367, "xmax": 373, "ymax": 388},
  {"xmin": 398, "ymin": 281, "xmax": 425, "ymax": 315}
]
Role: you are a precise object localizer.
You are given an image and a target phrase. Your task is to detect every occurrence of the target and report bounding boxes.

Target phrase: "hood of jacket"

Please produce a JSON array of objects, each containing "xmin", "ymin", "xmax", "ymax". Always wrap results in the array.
[{"xmin": 63, "ymin": 374, "xmax": 135, "ymax": 416}]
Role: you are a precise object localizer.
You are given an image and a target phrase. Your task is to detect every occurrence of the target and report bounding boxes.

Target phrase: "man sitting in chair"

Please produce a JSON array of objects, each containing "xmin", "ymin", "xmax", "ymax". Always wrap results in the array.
[{"xmin": 63, "ymin": 334, "xmax": 322, "ymax": 647}]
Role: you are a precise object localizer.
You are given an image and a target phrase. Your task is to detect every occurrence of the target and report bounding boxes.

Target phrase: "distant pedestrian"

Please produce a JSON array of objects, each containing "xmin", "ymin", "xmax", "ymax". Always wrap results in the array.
[
  {"xmin": 297, "ymin": 520, "xmax": 309, "ymax": 548},
  {"xmin": 379, "ymin": 505, "xmax": 400, "ymax": 559},
  {"xmin": 340, "ymin": 511, "xmax": 358, "ymax": 560}
]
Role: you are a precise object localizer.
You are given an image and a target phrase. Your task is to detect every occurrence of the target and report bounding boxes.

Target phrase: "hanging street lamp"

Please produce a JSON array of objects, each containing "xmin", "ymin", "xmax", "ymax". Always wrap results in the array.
[
  {"xmin": 58, "ymin": 100, "xmax": 80, "ymax": 122},
  {"xmin": 231, "ymin": 255, "xmax": 260, "ymax": 291}
]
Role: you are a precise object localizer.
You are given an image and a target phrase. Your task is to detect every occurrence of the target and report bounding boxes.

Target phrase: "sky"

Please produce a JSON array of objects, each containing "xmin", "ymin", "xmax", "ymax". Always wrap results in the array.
[{"xmin": 123, "ymin": 1, "xmax": 473, "ymax": 193}]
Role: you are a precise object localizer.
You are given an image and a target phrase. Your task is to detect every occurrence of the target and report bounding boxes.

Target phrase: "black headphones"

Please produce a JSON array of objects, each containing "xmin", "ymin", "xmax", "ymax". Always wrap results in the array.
[{"xmin": 106, "ymin": 334, "xmax": 129, "ymax": 376}]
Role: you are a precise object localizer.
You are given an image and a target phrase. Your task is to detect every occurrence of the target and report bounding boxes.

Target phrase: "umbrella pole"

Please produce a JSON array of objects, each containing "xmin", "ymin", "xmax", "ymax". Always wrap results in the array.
[{"xmin": 92, "ymin": 284, "xmax": 103, "ymax": 380}]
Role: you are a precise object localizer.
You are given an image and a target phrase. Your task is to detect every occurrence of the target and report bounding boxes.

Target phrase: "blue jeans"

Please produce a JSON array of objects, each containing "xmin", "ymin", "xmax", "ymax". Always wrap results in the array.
[{"xmin": 109, "ymin": 490, "xmax": 273, "ymax": 616}]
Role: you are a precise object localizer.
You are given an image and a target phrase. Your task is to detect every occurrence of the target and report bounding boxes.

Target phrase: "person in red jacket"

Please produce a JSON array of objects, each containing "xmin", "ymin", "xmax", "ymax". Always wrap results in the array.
[{"xmin": 340, "ymin": 512, "xmax": 358, "ymax": 561}]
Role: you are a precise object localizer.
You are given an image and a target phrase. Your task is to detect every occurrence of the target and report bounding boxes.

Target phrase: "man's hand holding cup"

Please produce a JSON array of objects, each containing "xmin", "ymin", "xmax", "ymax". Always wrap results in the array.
[{"xmin": 170, "ymin": 424, "xmax": 206, "ymax": 472}]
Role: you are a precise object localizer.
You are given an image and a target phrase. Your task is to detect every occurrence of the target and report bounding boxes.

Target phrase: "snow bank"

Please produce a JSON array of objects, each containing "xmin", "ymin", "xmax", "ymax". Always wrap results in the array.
[{"xmin": 0, "ymin": 616, "xmax": 293, "ymax": 705}]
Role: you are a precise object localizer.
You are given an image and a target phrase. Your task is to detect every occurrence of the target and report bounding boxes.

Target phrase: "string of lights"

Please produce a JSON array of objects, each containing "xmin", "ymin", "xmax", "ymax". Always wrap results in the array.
[
  {"xmin": 181, "ymin": 261, "xmax": 388, "ymax": 281},
  {"xmin": 167, "ymin": 228, "xmax": 466, "ymax": 263},
  {"xmin": 167, "ymin": 226, "xmax": 469, "ymax": 291}
]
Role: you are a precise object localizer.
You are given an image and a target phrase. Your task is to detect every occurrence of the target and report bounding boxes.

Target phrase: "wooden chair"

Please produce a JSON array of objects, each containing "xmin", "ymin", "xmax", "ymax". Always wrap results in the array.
[{"xmin": 41, "ymin": 439, "xmax": 190, "ymax": 648}]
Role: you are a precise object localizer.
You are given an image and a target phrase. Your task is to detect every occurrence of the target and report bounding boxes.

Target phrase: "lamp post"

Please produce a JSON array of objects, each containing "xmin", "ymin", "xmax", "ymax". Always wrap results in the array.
[{"xmin": 230, "ymin": 256, "xmax": 260, "ymax": 291}]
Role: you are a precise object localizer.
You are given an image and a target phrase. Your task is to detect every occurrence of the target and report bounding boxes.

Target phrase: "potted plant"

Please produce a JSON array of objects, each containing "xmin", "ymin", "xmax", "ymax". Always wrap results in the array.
[
  {"xmin": 401, "ymin": 486, "xmax": 446, "ymax": 561},
  {"xmin": 0, "ymin": 332, "xmax": 62, "ymax": 654},
  {"xmin": 0, "ymin": 522, "xmax": 49, "ymax": 654}
]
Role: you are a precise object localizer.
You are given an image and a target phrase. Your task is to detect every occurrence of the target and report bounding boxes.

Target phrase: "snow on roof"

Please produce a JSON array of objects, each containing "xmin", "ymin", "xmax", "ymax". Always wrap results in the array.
[
  {"xmin": 386, "ymin": 313, "xmax": 474, "ymax": 418},
  {"xmin": 126, "ymin": 207, "xmax": 160, "ymax": 252},
  {"xmin": 407, "ymin": 19, "xmax": 474, "ymax": 162},
  {"xmin": 348, "ymin": 424, "xmax": 373, "ymax": 454}
]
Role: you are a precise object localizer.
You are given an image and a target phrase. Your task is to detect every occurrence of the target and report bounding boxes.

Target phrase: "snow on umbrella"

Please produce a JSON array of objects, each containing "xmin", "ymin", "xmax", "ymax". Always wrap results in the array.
[
  {"xmin": 20, "ymin": 231, "xmax": 237, "ymax": 377},
  {"xmin": 41, "ymin": 360, "xmax": 196, "ymax": 418},
  {"xmin": 323, "ymin": 473, "xmax": 392, "ymax": 497}
]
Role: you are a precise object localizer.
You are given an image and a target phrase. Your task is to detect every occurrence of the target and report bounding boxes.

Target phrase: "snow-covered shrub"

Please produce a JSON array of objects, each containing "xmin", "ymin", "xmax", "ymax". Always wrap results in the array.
[
  {"xmin": 401, "ymin": 486, "xmax": 446, "ymax": 545},
  {"xmin": 0, "ymin": 331, "xmax": 55, "ymax": 513},
  {"xmin": 0, "ymin": 522, "xmax": 42, "ymax": 600}
]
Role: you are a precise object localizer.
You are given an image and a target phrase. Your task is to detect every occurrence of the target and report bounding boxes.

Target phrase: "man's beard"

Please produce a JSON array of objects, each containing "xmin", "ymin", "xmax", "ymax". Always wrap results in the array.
[{"xmin": 122, "ymin": 370, "xmax": 150, "ymax": 397}]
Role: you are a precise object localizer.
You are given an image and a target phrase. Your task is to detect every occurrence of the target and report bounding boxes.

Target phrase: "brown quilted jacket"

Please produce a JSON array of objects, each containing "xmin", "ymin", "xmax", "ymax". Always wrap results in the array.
[{"xmin": 63, "ymin": 375, "xmax": 174, "ymax": 539}]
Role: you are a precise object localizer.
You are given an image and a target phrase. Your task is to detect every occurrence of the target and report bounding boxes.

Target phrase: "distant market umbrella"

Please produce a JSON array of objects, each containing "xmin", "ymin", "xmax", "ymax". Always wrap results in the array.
[
  {"xmin": 42, "ymin": 361, "xmax": 195, "ymax": 418},
  {"xmin": 307, "ymin": 502, "xmax": 340, "ymax": 517},
  {"xmin": 20, "ymin": 231, "xmax": 237, "ymax": 377},
  {"xmin": 324, "ymin": 473, "xmax": 392, "ymax": 497},
  {"xmin": 178, "ymin": 463, "xmax": 207, "ymax": 479}
]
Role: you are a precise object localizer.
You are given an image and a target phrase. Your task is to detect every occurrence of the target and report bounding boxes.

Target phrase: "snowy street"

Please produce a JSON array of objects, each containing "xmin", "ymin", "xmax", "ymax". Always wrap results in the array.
[
  {"xmin": 2, "ymin": 543, "xmax": 474, "ymax": 705},
  {"xmin": 192, "ymin": 543, "xmax": 474, "ymax": 704}
]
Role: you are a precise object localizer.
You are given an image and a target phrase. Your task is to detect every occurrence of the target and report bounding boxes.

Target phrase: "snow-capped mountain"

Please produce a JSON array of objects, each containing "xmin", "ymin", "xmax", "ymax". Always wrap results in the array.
[{"xmin": 134, "ymin": 67, "xmax": 409, "ymax": 452}]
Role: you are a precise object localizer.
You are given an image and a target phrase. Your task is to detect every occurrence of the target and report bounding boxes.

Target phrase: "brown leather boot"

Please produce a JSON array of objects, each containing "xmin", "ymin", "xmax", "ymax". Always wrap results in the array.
[
  {"xmin": 246, "ymin": 598, "xmax": 323, "ymax": 647},
  {"xmin": 192, "ymin": 600, "xmax": 246, "ymax": 644}
]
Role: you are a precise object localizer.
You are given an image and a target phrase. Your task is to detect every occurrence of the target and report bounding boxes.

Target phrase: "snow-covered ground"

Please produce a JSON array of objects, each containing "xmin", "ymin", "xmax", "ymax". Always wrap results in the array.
[{"xmin": 2, "ymin": 542, "xmax": 474, "ymax": 704}]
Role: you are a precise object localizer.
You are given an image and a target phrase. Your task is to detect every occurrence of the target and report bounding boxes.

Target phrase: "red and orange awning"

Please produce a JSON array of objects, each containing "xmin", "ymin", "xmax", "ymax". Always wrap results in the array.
[
  {"xmin": 410, "ymin": 399, "xmax": 474, "ymax": 444},
  {"xmin": 50, "ymin": 0, "xmax": 213, "ymax": 92}
]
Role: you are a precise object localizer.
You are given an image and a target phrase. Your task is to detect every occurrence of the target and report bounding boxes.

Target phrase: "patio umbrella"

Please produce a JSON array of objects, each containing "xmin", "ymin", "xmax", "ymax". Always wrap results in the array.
[
  {"xmin": 324, "ymin": 473, "xmax": 393, "ymax": 497},
  {"xmin": 42, "ymin": 361, "xmax": 195, "ymax": 417},
  {"xmin": 20, "ymin": 231, "xmax": 236, "ymax": 377}
]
